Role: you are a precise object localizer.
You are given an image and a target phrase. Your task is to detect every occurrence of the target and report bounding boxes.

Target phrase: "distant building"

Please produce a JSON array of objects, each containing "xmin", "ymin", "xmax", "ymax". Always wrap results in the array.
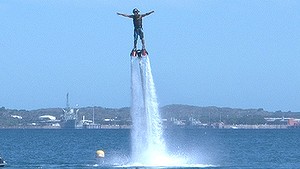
[
  {"xmin": 39, "ymin": 115, "xmax": 57, "ymax": 121},
  {"xmin": 288, "ymin": 118, "xmax": 300, "ymax": 127},
  {"xmin": 11, "ymin": 115, "xmax": 22, "ymax": 119}
]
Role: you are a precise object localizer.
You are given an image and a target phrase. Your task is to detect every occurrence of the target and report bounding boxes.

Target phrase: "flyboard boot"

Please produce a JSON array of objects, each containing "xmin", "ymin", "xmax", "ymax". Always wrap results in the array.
[
  {"xmin": 141, "ymin": 48, "xmax": 148, "ymax": 56},
  {"xmin": 130, "ymin": 48, "xmax": 137, "ymax": 57}
]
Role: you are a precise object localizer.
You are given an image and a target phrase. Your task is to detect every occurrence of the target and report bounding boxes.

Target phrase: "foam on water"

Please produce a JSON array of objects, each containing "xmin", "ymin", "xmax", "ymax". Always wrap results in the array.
[{"xmin": 115, "ymin": 163, "xmax": 218, "ymax": 168}]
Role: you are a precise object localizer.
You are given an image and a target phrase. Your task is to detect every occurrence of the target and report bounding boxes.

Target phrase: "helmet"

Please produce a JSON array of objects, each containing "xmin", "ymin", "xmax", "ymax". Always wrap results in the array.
[{"xmin": 132, "ymin": 8, "xmax": 140, "ymax": 14}]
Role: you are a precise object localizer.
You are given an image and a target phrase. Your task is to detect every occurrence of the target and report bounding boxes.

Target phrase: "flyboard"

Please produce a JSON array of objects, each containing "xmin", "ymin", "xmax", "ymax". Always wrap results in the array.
[{"xmin": 130, "ymin": 48, "xmax": 148, "ymax": 58}]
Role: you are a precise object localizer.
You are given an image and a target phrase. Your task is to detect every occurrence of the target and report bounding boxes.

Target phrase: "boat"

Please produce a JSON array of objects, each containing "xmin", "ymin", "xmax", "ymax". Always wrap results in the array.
[
  {"xmin": 60, "ymin": 93, "xmax": 79, "ymax": 129},
  {"xmin": 0, "ymin": 157, "xmax": 6, "ymax": 167},
  {"xmin": 60, "ymin": 118, "xmax": 77, "ymax": 129}
]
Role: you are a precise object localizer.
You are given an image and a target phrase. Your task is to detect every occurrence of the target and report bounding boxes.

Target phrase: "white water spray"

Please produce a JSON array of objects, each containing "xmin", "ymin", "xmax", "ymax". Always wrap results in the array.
[{"xmin": 130, "ymin": 56, "xmax": 168, "ymax": 165}]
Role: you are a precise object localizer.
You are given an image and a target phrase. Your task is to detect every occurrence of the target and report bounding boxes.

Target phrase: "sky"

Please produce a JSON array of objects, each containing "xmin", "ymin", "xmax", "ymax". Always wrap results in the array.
[{"xmin": 1, "ymin": 0, "xmax": 300, "ymax": 112}]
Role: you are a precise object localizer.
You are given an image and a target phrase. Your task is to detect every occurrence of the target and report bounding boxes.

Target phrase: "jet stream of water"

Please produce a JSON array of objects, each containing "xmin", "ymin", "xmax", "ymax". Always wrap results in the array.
[{"xmin": 130, "ymin": 57, "xmax": 166, "ymax": 165}]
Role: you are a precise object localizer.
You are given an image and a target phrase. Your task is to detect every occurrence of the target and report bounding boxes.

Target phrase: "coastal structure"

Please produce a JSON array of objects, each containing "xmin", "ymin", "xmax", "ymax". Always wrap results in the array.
[{"xmin": 61, "ymin": 93, "xmax": 79, "ymax": 129}]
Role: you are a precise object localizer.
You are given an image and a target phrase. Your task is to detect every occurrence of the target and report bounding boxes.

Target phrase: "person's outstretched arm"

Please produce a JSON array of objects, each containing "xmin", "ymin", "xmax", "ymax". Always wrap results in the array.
[
  {"xmin": 141, "ymin": 11, "xmax": 154, "ymax": 17},
  {"xmin": 117, "ymin": 12, "xmax": 133, "ymax": 18}
]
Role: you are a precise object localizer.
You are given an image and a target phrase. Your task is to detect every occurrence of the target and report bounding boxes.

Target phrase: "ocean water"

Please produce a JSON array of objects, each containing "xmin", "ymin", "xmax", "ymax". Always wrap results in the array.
[{"xmin": 0, "ymin": 129, "xmax": 299, "ymax": 169}]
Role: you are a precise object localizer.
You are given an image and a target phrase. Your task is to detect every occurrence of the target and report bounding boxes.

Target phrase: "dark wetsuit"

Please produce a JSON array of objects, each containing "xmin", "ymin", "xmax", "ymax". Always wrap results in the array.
[{"xmin": 132, "ymin": 14, "xmax": 144, "ymax": 41}]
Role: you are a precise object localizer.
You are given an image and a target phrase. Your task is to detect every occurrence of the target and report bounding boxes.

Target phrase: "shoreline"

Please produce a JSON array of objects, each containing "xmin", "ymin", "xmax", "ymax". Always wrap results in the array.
[{"xmin": 0, "ymin": 124, "xmax": 299, "ymax": 129}]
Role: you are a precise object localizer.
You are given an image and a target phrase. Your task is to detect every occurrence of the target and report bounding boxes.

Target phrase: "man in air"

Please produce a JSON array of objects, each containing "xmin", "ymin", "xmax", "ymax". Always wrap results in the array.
[{"xmin": 117, "ymin": 8, "xmax": 154, "ymax": 51}]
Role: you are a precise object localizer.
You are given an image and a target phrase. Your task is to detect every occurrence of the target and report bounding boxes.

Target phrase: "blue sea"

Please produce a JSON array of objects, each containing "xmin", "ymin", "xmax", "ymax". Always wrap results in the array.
[{"xmin": 0, "ymin": 129, "xmax": 299, "ymax": 169}]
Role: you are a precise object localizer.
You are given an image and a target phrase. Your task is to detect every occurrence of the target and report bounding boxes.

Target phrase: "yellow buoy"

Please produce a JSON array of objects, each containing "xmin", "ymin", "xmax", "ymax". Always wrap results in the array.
[{"xmin": 96, "ymin": 150, "xmax": 105, "ymax": 158}]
